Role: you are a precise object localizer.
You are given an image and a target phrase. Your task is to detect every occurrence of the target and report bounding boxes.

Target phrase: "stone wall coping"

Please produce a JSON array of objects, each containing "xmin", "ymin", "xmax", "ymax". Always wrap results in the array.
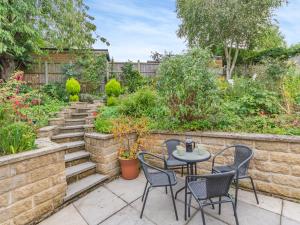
[
  {"xmin": 151, "ymin": 131, "xmax": 300, "ymax": 143},
  {"xmin": 85, "ymin": 132, "xmax": 114, "ymax": 140},
  {"xmin": 38, "ymin": 125, "xmax": 57, "ymax": 132},
  {"xmin": 0, "ymin": 140, "xmax": 66, "ymax": 166}
]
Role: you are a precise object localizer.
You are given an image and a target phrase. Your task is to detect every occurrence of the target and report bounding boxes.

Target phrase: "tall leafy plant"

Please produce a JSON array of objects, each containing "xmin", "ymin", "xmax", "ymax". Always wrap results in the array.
[{"xmin": 158, "ymin": 48, "xmax": 220, "ymax": 122}]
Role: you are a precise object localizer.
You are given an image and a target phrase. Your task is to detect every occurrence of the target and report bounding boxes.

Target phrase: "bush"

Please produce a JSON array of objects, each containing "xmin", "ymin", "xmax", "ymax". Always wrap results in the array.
[
  {"xmin": 66, "ymin": 78, "xmax": 81, "ymax": 95},
  {"xmin": 42, "ymin": 83, "xmax": 68, "ymax": 101},
  {"xmin": 120, "ymin": 88, "xmax": 158, "ymax": 117},
  {"xmin": 94, "ymin": 117, "xmax": 113, "ymax": 133},
  {"xmin": 105, "ymin": 79, "xmax": 121, "ymax": 97},
  {"xmin": 121, "ymin": 63, "xmax": 144, "ymax": 93},
  {"xmin": 69, "ymin": 94, "xmax": 79, "ymax": 102},
  {"xmin": 107, "ymin": 96, "xmax": 118, "ymax": 106},
  {"xmin": 158, "ymin": 48, "xmax": 220, "ymax": 122},
  {"xmin": 0, "ymin": 122, "xmax": 36, "ymax": 155}
]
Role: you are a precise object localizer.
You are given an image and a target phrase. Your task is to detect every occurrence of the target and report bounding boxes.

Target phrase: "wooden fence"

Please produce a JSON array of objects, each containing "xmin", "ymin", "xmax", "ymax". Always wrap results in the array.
[{"xmin": 24, "ymin": 61, "xmax": 159, "ymax": 87}]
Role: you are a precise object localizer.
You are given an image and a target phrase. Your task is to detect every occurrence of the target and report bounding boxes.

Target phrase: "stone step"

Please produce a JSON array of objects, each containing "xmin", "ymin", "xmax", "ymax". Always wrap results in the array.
[
  {"xmin": 64, "ymin": 174, "xmax": 108, "ymax": 202},
  {"xmin": 66, "ymin": 162, "xmax": 96, "ymax": 184},
  {"xmin": 76, "ymin": 108, "xmax": 91, "ymax": 113},
  {"xmin": 62, "ymin": 141, "xmax": 85, "ymax": 153},
  {"xmin": 59, "ymin": 125, "xmax": 85, "ymax": 134},
  {"xmin": 71, "ymin": 112, "xmax": 89, "ymax": 119},
  {"xmin": 65, "ymin": 151, "xmax": 90, "ymax": 167},
  {"xmin": 65, "ymin": 151, "xmax": 90, "ymax": 162},
  {"xmin": 51, "ymin": 132, "xmax": 84, "ymax": 143},
  {"xmin": 65, "ymin": 118, "xmax": 86, "ymax": 126}
]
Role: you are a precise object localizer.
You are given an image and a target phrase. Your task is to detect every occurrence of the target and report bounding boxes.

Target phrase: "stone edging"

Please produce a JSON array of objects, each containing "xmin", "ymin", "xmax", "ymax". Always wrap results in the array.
[{"xmin": 151, "ymin": 131, "xmax": 300, "ymax": 143}]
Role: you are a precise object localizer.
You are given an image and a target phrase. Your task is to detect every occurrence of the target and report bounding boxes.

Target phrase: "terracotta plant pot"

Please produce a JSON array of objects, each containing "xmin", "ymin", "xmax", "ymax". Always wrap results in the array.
[{"xmin": 119, "ymin": 157, "xmax": 139, "ymax": 180}]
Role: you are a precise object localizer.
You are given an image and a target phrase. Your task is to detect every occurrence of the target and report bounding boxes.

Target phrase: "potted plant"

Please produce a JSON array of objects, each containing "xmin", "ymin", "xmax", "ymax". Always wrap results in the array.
[{"xmin": 112, "ymin": 117, "xmax": 148, "ymax": 180}]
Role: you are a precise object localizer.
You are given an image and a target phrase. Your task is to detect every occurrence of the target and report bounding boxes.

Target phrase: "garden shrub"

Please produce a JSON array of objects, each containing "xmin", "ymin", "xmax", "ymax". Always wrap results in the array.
[
  {"xmin": 158, "ymin": 48, "xmax": 220, "ymax": 122},
  {"xmin": 120, "ymin": 88, "xmax": 158, "ymax": 117},
  {"xmin": 121, "ymin": 63, "xmax": 144, "ymax": 93},
  {"xmin": 0, "ymin": 122, "xmax": 36, "ymax": 155},
  {"xmin": 107, "ymin": 96, "xmax": 118, "ymax": 106},
  {"xmin": 94, "ymin": 117, "xmax": 113, "ymax": 133},
  {"xmin": 66, "ymin": 78, "xmax": 81, "ymax": 97},
  {"xmin": 105, "ymin": 79, "xmax": 121, "ymax": 97},
  {"xmin": 42, "ymin": 83, "xmax": 68, "ymax": 101},
  {"xmin": 69, "ymin": 94, "xmax": 79, "ymax": 102}
]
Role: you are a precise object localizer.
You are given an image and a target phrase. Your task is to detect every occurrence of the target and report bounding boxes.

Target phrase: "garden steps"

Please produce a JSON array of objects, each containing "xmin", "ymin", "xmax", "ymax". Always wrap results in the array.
[
  {"xmin": 71, "ymin": 112, "xmax": 89, "ymax": 119},
  {"xmin": 59, "ymin": 125, "xmax": 85, "ymax": 133},
  {"xmin": 64, "ymin": 174, "xmax": 108, "ymax": 202},
  {"xmin": 65, "ymin": 151, "xmax": 90, "ymax": 167},
  {"xmin": 62, "ymin": 140, "xmax": 85, "ymax": 153},
  {"xmin": 66, "ymin": 161, "xmax": 96, "ymax": 184},
  {"xmin": 65, "ymin": 118, "xmax": 86, "ymax": 126},
  {"xmin": 51, "ymin": 132, "xmax": 84, "ymax": 143}
]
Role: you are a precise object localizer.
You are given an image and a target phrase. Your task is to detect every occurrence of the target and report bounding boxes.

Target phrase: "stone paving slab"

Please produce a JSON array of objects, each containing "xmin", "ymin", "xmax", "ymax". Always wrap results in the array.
[
  {"xmin": 105, "ymin": 176, "xmax": 146, "ymax": 203},
  {"xmin": 39, "ymin": 205, "xmax": 88, "ymax": 225},
  {"xmin": 73, "ymin": 186, "xmax": 127, "ymax": 225},
  {"xmin": 204, "ymin": 199, "xmax": 280, "ymax": 225},
  {"xmin": 283, "ymin": 200, "xmax": 300, "ymax": 223},
  {"xmin": 100, "ymin": 205, "xmax": 155, "ymax": 225},
  {"xmin": 282, "ymin": 217, "xmax": 300, "ymax": 225},
  {"xmin": 187, "ymin": 211, "xmax": 227, "ymax": 225},
  {"xmin": 131, "ymin": 188, "xmax": 196, "ymax": 225}
]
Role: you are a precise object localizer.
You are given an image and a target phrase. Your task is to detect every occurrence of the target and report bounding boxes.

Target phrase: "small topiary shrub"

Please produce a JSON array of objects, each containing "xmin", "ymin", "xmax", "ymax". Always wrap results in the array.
[
  {"xmin": 0, "ymin": 122, "xmax": 36, "ymax": 155},
  {"xmin": 66, "ymin": 78, "xmax": 80, "ymax": 101},
  {"xmin": 107, "ymin": 96, "xmax": 119, "ymax": 106},
  {"xmin": 105, "ymin": 79, "xmax": 121, "ymax": 97},
  {"xmin": 69, "ymin": 94, "xmax": 79, "ymax": 102}
]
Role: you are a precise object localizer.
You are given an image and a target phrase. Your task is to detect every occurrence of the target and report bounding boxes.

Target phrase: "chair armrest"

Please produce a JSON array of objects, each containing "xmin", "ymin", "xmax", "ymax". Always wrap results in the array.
[{"xmin": 212, "ymin": 145, "xmax": 235, "ymax": 168}]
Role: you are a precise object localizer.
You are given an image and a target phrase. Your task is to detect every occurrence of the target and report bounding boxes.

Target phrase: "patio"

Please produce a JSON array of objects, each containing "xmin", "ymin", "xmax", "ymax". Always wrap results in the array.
[{"xmin": 39, "ymin": 173, "xmax": 300, "ymax": 225}]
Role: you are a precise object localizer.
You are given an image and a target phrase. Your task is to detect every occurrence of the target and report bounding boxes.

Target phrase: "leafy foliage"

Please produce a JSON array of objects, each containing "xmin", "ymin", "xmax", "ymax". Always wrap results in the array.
[
  {"xmin": 0, "ymin": 122, "xmax": 36, "ymax": 155},
  {"xmin": 107, "ymin": 96, "xmax": 119, "ymax": 106},
  {"xmin": 121, "ymin": 63, "xmax": 144, "ymax": 93},
  {"xmin": 66, "ymin": 78, "xmax": 80, "ymax": 99},
  {"xmin": 158, "ymin": 48, "xmax": 220, "ymax": 122},
  {"xmin": 42, "ymin": 83, "xmax": 68, "ymax": 102},
  {"xmin": 105, "ymin": 79, "xmax": 121, "ymax": 97},
  {"xmin": 69, "ymin": 94, "xmax": 79, "ymax": 102}
]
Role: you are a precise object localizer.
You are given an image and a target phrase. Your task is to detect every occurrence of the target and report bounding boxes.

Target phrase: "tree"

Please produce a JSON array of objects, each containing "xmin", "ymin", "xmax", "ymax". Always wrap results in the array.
[
  {"xmin": 0, "ymin": 0, "xmax": 107, "ymax": 80},
  {"xmin": 177, "ymin": 0, "xmax": 285, "ymax": 80}
]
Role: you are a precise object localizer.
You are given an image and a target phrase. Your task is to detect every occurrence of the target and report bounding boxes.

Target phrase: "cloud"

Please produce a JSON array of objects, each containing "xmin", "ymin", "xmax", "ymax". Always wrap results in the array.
[{"xmin": 86, "ymin": 0, "xmax": 186, "ymax": 61}]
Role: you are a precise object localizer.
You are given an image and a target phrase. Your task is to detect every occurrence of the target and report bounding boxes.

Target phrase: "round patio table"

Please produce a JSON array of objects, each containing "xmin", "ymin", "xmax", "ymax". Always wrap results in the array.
[
  {"xmin": 172, "ymin": 149, "xmax": 211, "ymax": 195},
  {"xmin": 172, "ymin": 149, "xmax": 211, "ymax": 219}
]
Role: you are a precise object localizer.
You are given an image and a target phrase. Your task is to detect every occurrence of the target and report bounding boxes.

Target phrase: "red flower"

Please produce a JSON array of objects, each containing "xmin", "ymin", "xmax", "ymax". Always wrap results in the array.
[{"xmin": 92, "ymin": 112, "xmax": 98, "ymax": 117}]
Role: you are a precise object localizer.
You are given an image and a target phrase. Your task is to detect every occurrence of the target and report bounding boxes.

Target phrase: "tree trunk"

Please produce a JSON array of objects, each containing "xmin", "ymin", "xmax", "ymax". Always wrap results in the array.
[
  {"xmin": 0, "ymin": 54, "xmax": 16, "ymax": 81},
  {"xmin": 224, "ymin": 46, "xmax": 239, "ymax": 80}
]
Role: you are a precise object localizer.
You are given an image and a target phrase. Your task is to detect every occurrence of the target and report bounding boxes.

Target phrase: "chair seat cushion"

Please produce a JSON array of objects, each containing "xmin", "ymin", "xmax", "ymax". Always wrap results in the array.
[
  {"xmin": 213, "ymin": 165, "xmax": 236, "ymax": 173},
  {"xmin": 148, "ymin": 171, "xmax": 177, "ymax": 187},
  {"xmin": 166, "ymin": 159, "xmax": 187, "ymax": 167},
  {"xmin": 188, "ymin": 180, "xmax": 207, "ymax": 200}
]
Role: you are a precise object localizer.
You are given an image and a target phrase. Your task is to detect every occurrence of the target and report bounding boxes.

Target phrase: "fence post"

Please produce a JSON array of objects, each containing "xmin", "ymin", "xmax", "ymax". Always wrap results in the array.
[
  {"xmin": 137, "ymin": 60, "xmax": 141, "ymax": 73},
  {"xmin": 44, "ymin": 61, "xmax": 48, "ymax": 84}
]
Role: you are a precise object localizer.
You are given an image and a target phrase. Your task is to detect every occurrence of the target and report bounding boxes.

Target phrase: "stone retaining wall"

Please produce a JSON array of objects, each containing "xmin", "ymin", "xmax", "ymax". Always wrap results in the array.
[
  {"xmin": 84, "ymin": 133, "xmax": 136, "ymax": 178},
  {"xmin": 139, "ymin": 131, "xmax": 300, "ymax": 201},
  {"xmin": 0, "ymin": 141, "xmax": 67, "ymax": 225}
]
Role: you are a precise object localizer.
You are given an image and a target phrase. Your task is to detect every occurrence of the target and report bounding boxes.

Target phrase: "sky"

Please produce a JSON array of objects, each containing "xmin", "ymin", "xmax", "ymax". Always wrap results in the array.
[{"xmin": 86, "ymin": 0, "xmax": 300, "ymax": 62}]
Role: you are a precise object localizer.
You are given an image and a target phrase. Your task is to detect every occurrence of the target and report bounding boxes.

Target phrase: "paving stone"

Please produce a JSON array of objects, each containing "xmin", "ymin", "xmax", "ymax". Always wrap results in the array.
[
  {"xmin": 229, "ymin": 188, "xmax": 283, "ymax": 214},
  {"xmin": 187, "ymin": 211, "xmax": 227, "ymax": 225},
  {"xmin": 282, "ymin": 200, "xmax": 300, "ymax": 223},
  {"xmin": 100, "ymin": 205, "xmax": 155, "ymax": 225},
  {"xmin": 282, "ymin": 217, "xmax": 300, "ymax": 225},
  {"xmin": 73, "ymin": 186, "xmax": 127, "ymax": 225},
  {"xmin": 204, "ymin": 199, "xmax": 280, "ymax": 225},
  {"xmin": 131, "ymin": 188, "xmax": 196, "ymax": 225},
  {"xmin": 38, "ymin": 205, "xmax": 87, "ymax": 225},
  {"xmin": 105, "ymin": 176, "xmax": 146, "ymax": 203}
]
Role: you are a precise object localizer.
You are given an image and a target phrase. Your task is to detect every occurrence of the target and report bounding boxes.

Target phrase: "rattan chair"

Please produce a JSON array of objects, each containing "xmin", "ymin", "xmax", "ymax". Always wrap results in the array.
[
  {"xmin": 163, "ymin": 139, "xmax": 187, "ymax": 176},
  {"xmin": 138, "ymin": 152, "xmax": 178, "ymax": 221},
  {"xmin": 186, "ymin": 171, "xmax": 239, "ymax": 225},
  {"xmin": 212, "ymin": 145, "xmax": 259, "ymax": 209}
]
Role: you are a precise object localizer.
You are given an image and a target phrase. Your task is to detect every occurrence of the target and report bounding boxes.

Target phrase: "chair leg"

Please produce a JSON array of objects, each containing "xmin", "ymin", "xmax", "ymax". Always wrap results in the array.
[
  {"xmin": 231, "ymin": 199, "xmax": 239, "ymax": 225},
  {"xmin": 141, "ymin": 181, "xmax": 148, "ymax": 202},
  {"xmin": 184, "ymin": 182, "xmax": 187, "ymax": 220},
  {"xmin": 165, "ymin": 186, "xmax": 168, "ymax": 194},
  {"xmin": 200, "ymin": 207, "xmax": 206, "ymax": 225},
  {"xmin": 169, "ymin": 186, "xmax": 179, "ymax": 221},
  {"xmin": 188, "ymin": 193, "xmax": 192, "ymax": 217},
  {"xmin": 140, "ymin": 187, "xmax": 151, "ymax": 218},
  {"xmin": 181, "ymin": 166, "xmax": 184, "ymax": 177},
  {"xmin": 209, "ymin": 198, "xmax": 215, "ymax": 209},
  {"xmin": 235, "ymin": 179, "xmax": 239, "ymax": 209},
  {"xmin": 249, "ymin": 176, "xmax": 259, "ymax": 204},
  {"xmin": 218, "ymin": 196, "xmax": 222, "ymax": 215}
]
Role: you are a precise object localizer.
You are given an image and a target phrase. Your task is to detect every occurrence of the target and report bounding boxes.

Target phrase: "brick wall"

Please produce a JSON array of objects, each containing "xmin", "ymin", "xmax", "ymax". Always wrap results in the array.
[
  {"xmin": 0, "ymin": 145, "xmax": 67, "ymax": 225},
  {"xmin": 140, "ymin": 131, "xmax": 300, "ymax": 201}
]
